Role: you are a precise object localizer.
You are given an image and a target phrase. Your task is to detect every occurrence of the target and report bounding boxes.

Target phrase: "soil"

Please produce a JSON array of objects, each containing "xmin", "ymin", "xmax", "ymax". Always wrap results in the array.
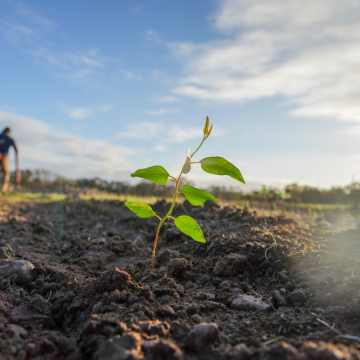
[{"xmin": 0, "ymin": 197, "xmax": 360, "ymax": 360}]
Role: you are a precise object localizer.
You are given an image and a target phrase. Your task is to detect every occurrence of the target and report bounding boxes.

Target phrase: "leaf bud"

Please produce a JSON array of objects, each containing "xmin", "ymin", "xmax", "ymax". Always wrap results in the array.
[
  {"xmin": 203, "ymin": 116, "xmax": 209, "ymax": 135},
  {"xmin": 208, "ymin": 124, "xmax": 213, "ymax": 136}
]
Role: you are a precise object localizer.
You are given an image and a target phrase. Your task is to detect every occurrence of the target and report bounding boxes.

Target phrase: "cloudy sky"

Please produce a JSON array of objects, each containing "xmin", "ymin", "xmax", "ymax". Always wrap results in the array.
[{"xmin": 1, "ymin": 0, "xmax": 360, "ymax": 191}]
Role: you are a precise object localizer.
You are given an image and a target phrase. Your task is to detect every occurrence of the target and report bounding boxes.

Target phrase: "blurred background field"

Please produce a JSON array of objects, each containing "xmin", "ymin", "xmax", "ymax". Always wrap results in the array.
[{"xmin": 2, "ymin": 168, "xmax": 360, "ymax": 231}]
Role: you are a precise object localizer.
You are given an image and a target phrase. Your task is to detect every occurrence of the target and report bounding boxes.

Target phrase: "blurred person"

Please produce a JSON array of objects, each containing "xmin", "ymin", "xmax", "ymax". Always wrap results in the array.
[{"xmin": 0, "ymin": 127, "xmax": 19, "ymax": 193}]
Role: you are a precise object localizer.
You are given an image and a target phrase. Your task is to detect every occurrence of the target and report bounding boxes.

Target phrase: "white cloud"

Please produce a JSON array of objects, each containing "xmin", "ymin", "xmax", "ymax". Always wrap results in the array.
[
  {"xmin": 115, "ymin": 120, "xmax": 225, "ymax": 144},
  {"xmin": 152, "ymin": 95, "xmax": 179, "ymax": 103},
  {"xmin": 144, "ymin": 30, "xmax": 161, "ymax": 44},
  {"xmin": 154, "ymin": 145, "xmax": 166, "ymax": 152},
  {"xmin": 11, "ymin": 2, "xmax": 53, "ymax": 30},
  {"xmin": 68, "ymin": 107, "xmax": 93, "ymax": 119},
  {"xmin": 167, "ymin": 126, "xmax": 203, "ymax": 143},
  {"xmin": 0, "ymin": 111, "xmax": 134, "ymax": 178},
  {"xmin": 30, "ymin": 47, "xmax": 107, "ymax": 80},
  {"xmin": 145, "ymin": 109, "xmax": 179, "ymax": 116},
  {"xmin": 116, "ymin": 122, "xmax": 163, "ymax": 139},
  {"xmin": 59, "ymin": 104, "xmax": 112, "ymax": 119},
  {"xmin": 0, "ymin": 20, "xmax": 38, "ymax": 45},
  {"xmin": 170, "ymin": 0, "xmax": 360, "ymax": 122}
]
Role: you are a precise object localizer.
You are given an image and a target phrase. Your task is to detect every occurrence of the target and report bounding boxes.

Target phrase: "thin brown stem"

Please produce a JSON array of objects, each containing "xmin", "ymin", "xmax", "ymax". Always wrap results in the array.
[
  {"xmin": 177, "ymin": 170, "xmax": 183, "ymax": 183},
  {"xmin": 152, "ymin": 177, "xmax": 180, "ymax": 267},
  {"xmin": 152, "ymin": 222, "xmax": 163, "ymax": 268}
]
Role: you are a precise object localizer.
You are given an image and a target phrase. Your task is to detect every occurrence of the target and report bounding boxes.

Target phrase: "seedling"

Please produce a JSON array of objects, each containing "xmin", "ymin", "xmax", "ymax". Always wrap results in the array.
[{"xmin": 125, "ymin": 117, "xmax": 245, "ymax": 267}]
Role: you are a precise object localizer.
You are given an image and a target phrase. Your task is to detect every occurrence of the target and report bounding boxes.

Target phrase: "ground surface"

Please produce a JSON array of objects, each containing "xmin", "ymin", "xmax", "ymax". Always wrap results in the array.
[{"xmin": 0, "ymin": 197, "xmax": 360, "ymax": 360}]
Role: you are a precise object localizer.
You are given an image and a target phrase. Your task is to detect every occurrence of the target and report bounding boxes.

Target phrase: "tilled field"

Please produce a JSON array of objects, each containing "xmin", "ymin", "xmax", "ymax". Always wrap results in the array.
[{"xmin": 0, "ymin": 198, "xmax": 360, "ymax": 360}]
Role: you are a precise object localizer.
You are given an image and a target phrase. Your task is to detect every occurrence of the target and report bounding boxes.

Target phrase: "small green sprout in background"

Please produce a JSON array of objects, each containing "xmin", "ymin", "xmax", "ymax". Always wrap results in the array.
[{"xmin": 125, "ymin": 117, "xmax": 245, "ymax": 268}]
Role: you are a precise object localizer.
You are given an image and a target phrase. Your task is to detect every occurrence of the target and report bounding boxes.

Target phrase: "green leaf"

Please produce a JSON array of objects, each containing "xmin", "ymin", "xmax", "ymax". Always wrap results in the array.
[
  {"xmin": 125, "ymin": 202, "xmax": 157, "ymax": 218},
  {"xmin": 131, "ymin": 166, "xmax": 170, "ymax": 185},
  {"xmin": 200, "ymin": 157, "xmax": 245, "ymax": 183},
  {"xmin": 174, "ymin": 215, "xmax": 206, "ymax": 243},
  {"xmin": 181, "ymin": 185, "xmax": 218, "ymax": 206}
]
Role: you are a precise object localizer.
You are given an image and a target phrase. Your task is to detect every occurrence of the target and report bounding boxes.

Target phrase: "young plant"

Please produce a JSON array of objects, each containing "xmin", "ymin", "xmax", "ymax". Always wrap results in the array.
[{"xmin": 125, "ymin": 117, "xmax": 245, "ymax": 268}]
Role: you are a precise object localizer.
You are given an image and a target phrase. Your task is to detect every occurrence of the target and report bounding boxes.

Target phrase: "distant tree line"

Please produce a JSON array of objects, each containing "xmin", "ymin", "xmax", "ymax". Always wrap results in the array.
[{"xmin": 10, "ymin": 169, "xmax": 360, "ymax": 205}]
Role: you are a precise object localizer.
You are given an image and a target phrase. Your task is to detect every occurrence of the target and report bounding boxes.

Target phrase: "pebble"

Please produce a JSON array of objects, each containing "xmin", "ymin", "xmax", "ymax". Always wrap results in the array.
[
  {"xmin": 233, "ymin": 343, "xmax": 250, "ymax": 360},
  {"xmin": 231, "ymin": 295, "xmax": 271, "ymax": 311},
  {"xmin": 191, "ymin": 314, "xmax": 203, "ymax": 324},
  {"xmin": 288, "ymin": 289, "xmax": 306, "ymax": 305},
  {"xmin": 265, "ymin": 342, "xmax": 299, "ymax": 359},
  {"xmin": 272, "ymin": 290, "xmax": 287, "ymax": 307},
  {"xmin": 219, "ymin": 280, "xmax": 231, "ymax": 290},
  {"xmin": 157, "ymin": 305, "xmax": 176, "ymax": 318},
  {"xmin": 185, "ymin": 323, "xmax": 219, "ymax": 352},
  {"xmin": 142, "ymin": 338, "xmax": 183, "ymax": 360},
  {"xmin": 0, "ymin": 260, "xmax": 36, "ymax": 284}
]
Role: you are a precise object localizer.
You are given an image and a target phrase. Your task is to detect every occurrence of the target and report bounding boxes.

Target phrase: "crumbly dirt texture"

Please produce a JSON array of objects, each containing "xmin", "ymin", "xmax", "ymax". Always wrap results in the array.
[{"xmin": 0, "ymin": 198, "xmax": 360, "ymax": 360}]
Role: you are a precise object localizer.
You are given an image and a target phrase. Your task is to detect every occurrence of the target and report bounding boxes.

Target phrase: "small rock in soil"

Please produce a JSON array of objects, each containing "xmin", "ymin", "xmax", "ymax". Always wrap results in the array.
[
  {"xmin": 157, "ymin": 305, "xmax": 176, "ymax": 318},
  {"xmin": 263, "ymin": 342, "xmax": 299, "ymax": 360},
  {"xmin": 185, "ymin": 323, "xmax": 219, "ymax": 352},
  {"xmin": 191, "ymin": 314, "xmax": 203, "ymax": 324},
  {"xmin": 272, "ymin": 290, "xmax": 287, "ymax": 307},
  {"xmin": 219, "ymin": 280, "xmax": 231, "ymax": 291},
  {"xmin": 231, "ymin": 294, "xmax": 271, "ymax": 311},
  {"xmin": 0, "ymin": 259, "xmax": 36, "ymax": 284},
  {"xmin": 143, "ymin": 338, "xmax": 183, "ymax": 360},
  {"xmin": 233, "ymin": 343, "xmax": 251, "ymax": 360},
  {"xmin": 288, "ymin": 289, "xmax": 306, "ymax": 305},
  {"xmin": 213, "ymin": 253, "xmax": 249, "ymax": 277}
]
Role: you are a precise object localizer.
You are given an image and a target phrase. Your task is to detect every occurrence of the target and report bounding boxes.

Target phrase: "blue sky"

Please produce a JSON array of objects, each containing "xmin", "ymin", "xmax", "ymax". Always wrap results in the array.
[{"xmin": 1, "ymin": 0, "xmax": 360, "ymax": 191}]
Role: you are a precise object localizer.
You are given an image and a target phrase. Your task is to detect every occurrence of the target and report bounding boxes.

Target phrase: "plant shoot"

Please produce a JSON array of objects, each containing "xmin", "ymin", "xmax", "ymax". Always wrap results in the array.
[{"xmin": 125, "ymin": 117, "xmax": 245, "ymax": 267}]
